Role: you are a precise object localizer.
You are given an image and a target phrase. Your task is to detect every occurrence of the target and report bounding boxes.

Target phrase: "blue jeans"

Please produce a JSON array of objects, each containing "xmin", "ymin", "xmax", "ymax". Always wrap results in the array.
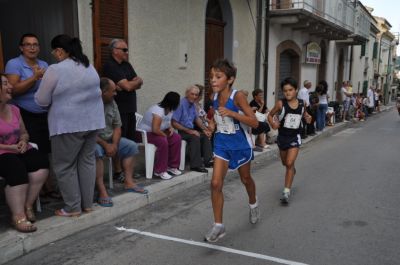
[{"xmin": 316, "ymin": 104, "xmax": 328, "ymax": 131}]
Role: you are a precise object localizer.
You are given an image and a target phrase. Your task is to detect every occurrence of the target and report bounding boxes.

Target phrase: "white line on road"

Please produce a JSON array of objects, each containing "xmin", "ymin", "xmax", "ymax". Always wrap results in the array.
[{"xmin": 116, "ymin": 226, "xmax": 309, "ymax": 265}]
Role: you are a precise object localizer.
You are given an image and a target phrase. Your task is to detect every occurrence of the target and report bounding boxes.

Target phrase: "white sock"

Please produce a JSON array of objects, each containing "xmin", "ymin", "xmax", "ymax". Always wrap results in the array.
[
  {"xmin": 249, "ymin": 197, "xmax": 258, "ymax": 209},
  {"xmin": 283, "ymin": 188, "xmax": 290, "ymax": 193},
  {"xmin": 214, "ymin": 223, "xmax": 224, "ymax": 227}
]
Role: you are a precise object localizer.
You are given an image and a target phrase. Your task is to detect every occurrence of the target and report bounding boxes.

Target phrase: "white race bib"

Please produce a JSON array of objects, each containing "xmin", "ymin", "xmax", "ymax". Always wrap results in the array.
[
  {"xmin": 214, "ymin": 111, "xmax": 236, "ymax": 134},
  {"xmin": 283, "ymin": 113, "xmax": 301, "ymax": 129}
]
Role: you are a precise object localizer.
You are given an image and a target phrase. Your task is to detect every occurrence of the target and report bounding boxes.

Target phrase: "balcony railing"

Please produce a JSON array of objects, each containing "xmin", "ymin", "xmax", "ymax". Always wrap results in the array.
[{"xmin": 269, "ymin": 0, "xmax": 355, "ymax": 32}]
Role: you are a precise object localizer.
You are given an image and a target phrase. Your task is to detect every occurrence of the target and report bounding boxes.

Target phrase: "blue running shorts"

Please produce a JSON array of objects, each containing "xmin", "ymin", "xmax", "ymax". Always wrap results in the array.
[{"xmin": 213, "ymin": 147, "xmax": 254, "ymax": 170}]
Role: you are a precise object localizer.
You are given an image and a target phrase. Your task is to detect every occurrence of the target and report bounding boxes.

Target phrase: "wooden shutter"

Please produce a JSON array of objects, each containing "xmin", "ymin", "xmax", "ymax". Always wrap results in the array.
[
  {"xmin": 0, "ymin": 32, "xmax": 4, "ymax": 72},
  {"xmin": 92, "ymin": 0, "xmax": 127, "ymax": 73}
]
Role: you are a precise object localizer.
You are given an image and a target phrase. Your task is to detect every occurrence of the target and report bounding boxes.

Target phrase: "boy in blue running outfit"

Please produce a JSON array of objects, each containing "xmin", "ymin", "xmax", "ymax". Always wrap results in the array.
[
  {"xmin": 204, "ymin": 59, "xmax": 259, "ymax": 243},
  {"xmin": 267, "ymin": 77, "xmax": 312, "ymax": 204}
]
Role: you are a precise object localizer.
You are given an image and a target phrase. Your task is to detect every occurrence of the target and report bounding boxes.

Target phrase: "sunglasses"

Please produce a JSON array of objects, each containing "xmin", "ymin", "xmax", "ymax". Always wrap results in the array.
[{"xmin": 114, "ymin": 47, "xmax": 128, "ymax": 53}]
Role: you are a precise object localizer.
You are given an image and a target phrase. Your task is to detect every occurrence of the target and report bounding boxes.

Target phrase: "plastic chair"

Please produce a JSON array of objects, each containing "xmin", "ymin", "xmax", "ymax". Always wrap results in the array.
[
  {"xmin": 135, "ymin": 113, "xmax": 186, "ymax": 179},
  {"xmin": 135, "ymin": 113, "xmax": 157, "ymax": 179}
]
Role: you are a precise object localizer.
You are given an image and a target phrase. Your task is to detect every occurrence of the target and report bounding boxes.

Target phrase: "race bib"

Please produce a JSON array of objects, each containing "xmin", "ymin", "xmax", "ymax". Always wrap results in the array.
[
  {"xmin": 214, "ymin": 111, "xmax": 236, "ymax": 134},
  {"xmin": 283, "ymin": 113, "xmax": 301, "ymax": 129}
]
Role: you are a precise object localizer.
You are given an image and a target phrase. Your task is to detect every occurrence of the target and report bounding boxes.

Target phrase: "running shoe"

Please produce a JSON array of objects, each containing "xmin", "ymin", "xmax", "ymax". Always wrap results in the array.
[
  {"xmin": 249, "ymin": 206, "xmax": 260, "ymax": 224},
  {"xmin": 154, "ymin": 171, "xmax": 173, "ymax": 180},
  {"xmin": 204, "ymin": 224, "xmax": 226, "ymax": 242},
  {"xmin": 280, "ymin": 190, "xmax": 290, "ymax": 204},
  {"xmin": 167, "ymin": 168, "xmax": 182, "ymax": 176}
]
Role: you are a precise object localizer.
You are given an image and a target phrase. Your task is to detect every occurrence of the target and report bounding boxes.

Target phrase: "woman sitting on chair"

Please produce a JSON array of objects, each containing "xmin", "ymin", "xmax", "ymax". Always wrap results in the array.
[
  {"xmin": 0, "ymin": 73, "xmax": 48, "ymax": 233},
  {"xmin": 138, "ymin": 92, "xmax": 182, "ymax": 180}
]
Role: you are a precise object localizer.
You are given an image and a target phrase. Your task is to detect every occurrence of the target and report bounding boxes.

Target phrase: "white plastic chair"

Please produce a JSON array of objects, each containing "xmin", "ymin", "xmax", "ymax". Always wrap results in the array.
[{"xmin": 135, "ymin": 113, "xmax": 186, "ymax": 179}]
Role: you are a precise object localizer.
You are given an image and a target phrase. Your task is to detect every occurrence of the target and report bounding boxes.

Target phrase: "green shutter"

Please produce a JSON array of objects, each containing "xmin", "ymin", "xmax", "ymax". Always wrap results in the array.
[
  {"xmin": 372, "ymin": 42, "xmax": 378, "ymax": 59},
  {"xmin": 363, "ymin": 80, "xmax": 368, "ymax": 95},
  {"xmin": 361, "ymin": 44, "xmax": 366, "ymax": 57}
]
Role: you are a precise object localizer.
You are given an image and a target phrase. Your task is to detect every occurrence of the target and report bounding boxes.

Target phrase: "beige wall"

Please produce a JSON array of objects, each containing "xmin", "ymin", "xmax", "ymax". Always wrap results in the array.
[
  {"xmin": 77, "ymin": 0, "xmax": 94, "ymax": 63},
  {"xmin": 77, "ymin": 0, "xmax": 259, "ymax": 114}
]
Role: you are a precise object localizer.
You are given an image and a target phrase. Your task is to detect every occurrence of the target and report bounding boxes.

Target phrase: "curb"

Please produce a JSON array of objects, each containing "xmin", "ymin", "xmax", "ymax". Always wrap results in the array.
[{"xmin": 0, "ymin": 105, "xmax": 394, "ymax": 264}]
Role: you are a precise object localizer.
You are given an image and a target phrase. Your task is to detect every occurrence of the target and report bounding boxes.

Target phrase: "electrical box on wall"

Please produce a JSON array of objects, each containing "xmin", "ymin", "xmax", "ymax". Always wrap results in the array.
[{"xmin": 178, "ymin": 41, "xmax": 188, "ymax": 69}]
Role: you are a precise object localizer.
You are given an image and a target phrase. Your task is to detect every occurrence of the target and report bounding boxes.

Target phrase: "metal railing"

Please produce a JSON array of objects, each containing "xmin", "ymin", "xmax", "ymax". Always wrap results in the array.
[{"xmin": 269, "ymin": 0, "xmax": 355, "ymax": 32}]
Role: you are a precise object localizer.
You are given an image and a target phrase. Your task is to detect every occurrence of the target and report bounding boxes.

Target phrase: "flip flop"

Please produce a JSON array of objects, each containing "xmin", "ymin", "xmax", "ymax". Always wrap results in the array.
[
  {"xmin": 125, "ymin": 186, "xmax": 148, "ymax": 194},
  {"xmin": 97, "ymin": 197, "xmax": 113, "ymax": 207}
]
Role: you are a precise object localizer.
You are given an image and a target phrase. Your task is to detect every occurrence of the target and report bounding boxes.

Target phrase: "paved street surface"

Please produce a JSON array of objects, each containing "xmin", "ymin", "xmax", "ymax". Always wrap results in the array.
[{"xmin": 6, "ymin": 110, "xmax": 400, "ymax": 265}]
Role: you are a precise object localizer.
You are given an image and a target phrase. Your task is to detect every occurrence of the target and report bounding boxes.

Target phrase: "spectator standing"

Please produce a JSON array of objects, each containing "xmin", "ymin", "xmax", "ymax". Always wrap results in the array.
[
  {"xmin": 35, "ymin": 34, "xmax": 105, "ymax": 217},
  {"xmin": 341, "ymin": 82, "xmax": 352, "ymax": 121},
  {"xmin": 367, "ymin": 86, "xmax": 375, "ymax": 114},
  {"xmin": 297, "ymin": 80, "xmax": 312, "ymax": 138},
  {"xmin": 0, "ymin": 74, "xmax": 48, "ymax": 232},
  {"xmin": 249, "ymin": 88, "xmax": 270, "ymax": 148},
  {"xmin": 5, "ymin": 34, "xmax": 59, "ymax": 199},
  {"xmin": 103, "ymin": 39, "xmax": 143, "ymax": 141},
  {"xmin": 138, "ymin": 92, "xmax": 182, "ymax": 180},
  {"xmin": 172, "ymin": 85, "xmax": 213, "ymax": 173},
  {"xmin": 316, "ymin": 80, "xmax": 329, "ymax": 131},
  {"xmin": 95, "ymin": 78, "xmax": 147, "ymax": 207}
]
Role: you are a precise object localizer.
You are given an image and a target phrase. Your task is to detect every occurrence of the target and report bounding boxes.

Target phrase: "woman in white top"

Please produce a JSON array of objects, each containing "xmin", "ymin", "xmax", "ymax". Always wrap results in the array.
[
  {"xmin": 316, "ymin": 80, "xmax": 329, "ymax": 131},
  {"xmin": 35, "ymin": 34, "xmax": 105, "ymax": 217},
  {"xmin": 138, "ymin": 92, "xmax": 181, "ymax": 180}
]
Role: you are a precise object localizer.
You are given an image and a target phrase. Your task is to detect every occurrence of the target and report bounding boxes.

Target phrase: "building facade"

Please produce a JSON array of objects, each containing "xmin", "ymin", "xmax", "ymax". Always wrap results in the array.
[{"xmin": 0, "ymin": 0, "xmax": 398, "ymax": 111}]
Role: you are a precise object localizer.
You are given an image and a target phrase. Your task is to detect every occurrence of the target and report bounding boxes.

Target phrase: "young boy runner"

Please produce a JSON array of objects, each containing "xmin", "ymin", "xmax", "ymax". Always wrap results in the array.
[
  {"xmin": 267, "ymin": 77, "xmax": 311, "ymax": 204},
  {"xmin": 204, "ymin": 59, "xmax": 259, "ymax": 243}
]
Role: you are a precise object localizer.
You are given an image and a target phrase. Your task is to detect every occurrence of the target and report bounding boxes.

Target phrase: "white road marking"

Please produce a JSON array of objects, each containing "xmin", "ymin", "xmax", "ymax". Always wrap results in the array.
[{"xmin": 116, "ymin": 226, "xmax": 309, "ymax": 265}]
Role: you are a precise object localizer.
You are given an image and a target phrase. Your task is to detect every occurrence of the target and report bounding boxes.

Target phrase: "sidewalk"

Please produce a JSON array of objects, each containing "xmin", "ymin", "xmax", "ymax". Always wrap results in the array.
[{"xmin": 0, "ymin": 105, "xmax": 394, "ymax": 264}]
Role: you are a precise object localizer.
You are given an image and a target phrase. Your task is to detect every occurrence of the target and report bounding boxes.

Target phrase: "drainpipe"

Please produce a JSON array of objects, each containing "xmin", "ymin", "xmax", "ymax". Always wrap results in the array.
[
  {"xmin": 254, "ymin": 0, "xmax": 263, "ymax": 90},
  {"xmin": 263, "ymin": 0, "xmax": 270, "ymax": 103},
  {"xmin": 349, "ymin": 45, "xmax": 353, "ymax": 83}
]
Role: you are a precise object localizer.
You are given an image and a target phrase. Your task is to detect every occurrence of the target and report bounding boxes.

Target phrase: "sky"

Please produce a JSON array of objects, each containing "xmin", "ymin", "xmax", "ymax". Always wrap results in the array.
[{"xmin": 360, "ymin": 0, "xmax": 400, "ymax": 54}]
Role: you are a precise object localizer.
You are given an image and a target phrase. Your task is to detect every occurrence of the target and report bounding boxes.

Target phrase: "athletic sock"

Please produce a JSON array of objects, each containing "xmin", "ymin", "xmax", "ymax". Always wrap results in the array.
[
  {"xmin": 249, "ymin": 197, "xmax": 258, "ymax": 209},
  {"xmin": 283, "ymin": 188, "xmax": 290, "ymax": 193}
]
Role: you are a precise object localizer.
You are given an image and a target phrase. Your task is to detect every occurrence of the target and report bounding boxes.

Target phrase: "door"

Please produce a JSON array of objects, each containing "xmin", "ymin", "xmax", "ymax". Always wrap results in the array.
[
  {"xmin": 277, "ymin": 52, "xmax": 292, "ymax": 100},
  {"xmin": 205, "ymin": 18, "xmax": 225, "ymax": 89},
  {"xmin": 92, "ymin": 0, "xmax": 128, "ymax": 73}
]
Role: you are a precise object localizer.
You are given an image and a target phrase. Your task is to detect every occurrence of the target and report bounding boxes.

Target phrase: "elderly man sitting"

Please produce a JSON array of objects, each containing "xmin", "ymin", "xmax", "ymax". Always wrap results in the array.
[
  {"xmin": 95, "ymin": 78, "xmax": 147, "ymax": 207},
  {"xmin": 172, "ymin": 85, "xmax": 213, "ymax": 173}
]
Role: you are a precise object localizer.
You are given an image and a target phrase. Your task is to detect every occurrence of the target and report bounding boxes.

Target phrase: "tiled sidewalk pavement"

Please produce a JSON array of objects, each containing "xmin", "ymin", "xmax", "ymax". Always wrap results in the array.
[{"xmin": 0, "ymin": 104, "xmax": 394, "ymax": 264}]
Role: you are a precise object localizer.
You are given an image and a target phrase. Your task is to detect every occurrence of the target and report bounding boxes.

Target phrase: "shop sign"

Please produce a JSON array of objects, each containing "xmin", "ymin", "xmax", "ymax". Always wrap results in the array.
[{"xmin": 304, "ymin": 42, "xmax": 321, "ymax": 64}]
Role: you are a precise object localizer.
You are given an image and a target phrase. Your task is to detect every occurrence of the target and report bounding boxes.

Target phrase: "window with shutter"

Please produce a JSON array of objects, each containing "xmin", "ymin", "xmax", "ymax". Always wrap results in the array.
[
  {"xmin": 372, "ymin": 42, "xmax": 378, "ymax": 59},
  {"xmin": 93, "ymin": 0, "xmax": 127, "ymax": 73},
  {"xmin": 360, "ymin": 44, "xmax": 365, "ymax": 57}
]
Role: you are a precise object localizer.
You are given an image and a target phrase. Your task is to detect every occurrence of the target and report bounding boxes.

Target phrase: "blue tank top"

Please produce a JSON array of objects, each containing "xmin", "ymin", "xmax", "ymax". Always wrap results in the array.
[{"xmin": 213, "ymin": 89, "xmax": 252, "ymax": 150}]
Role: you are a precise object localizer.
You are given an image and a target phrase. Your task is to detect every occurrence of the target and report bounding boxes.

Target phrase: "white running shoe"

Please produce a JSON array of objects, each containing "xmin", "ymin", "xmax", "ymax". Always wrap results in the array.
[
  {"xmin": 154, "ymin": 171, "xmax": 173, "ymax": 180},
  {"xmin": 204, "ymin": 224, "xmax": 226, "ymax": 242},
  {"xmin": 167, "ymin": 168, "xmax": 182, "ymax": 176},
  {"xmin": 280, "ymin": 190, "xmax": 290, "ymax": 204},
  {"xmin": 249, "ymin": 206, "xmax": 260, "ymax": 224}
]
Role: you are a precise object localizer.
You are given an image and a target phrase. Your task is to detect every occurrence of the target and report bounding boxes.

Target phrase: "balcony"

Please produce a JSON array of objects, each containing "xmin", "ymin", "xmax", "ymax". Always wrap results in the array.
[{"xmin": 269, "ymin": 0, "xmax": 355, "ymax": 40}]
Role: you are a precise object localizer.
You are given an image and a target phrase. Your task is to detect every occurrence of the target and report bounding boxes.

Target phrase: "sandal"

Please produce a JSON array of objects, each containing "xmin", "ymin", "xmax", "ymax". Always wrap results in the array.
[
  {"xmin": 83, "ymin": 208, "xmax": 94, "ymax": 213},
  {"xmin": 25, "ymin": 207, "xmax": 36, "ymax": 223},
  {"xmin": 55, "ymin": 208, "xmax": 81, "ymax": 217},
  {"xmin": 97, "ymin": 197, "xmax": 113, "ymax": 207},
  {"xmin": 12, "ymin": 216, "xmax": 37, "ymax": 233},
  {"xmin": 125, "ymin": 186, "xmax": 148, "ymax": 194}
]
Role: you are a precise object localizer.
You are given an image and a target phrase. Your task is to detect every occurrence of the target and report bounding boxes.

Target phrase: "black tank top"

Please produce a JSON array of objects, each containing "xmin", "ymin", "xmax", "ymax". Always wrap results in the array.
[{"xmin": 278, "ymin": 99, "xmax": 304, "ymax": 137}]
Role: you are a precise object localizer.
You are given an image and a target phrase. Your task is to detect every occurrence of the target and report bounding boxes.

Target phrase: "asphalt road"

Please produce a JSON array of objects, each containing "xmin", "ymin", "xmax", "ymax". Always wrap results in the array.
[{"xmin": 7, "ymin": 109, "xmax": 400, "ymax": 265}]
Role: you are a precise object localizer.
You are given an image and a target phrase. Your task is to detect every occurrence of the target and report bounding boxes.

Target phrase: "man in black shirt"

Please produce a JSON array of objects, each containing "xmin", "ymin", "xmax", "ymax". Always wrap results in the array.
[{"xmin": 103, "ymin": 39, "xmax": 143, "ymax": 140}]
